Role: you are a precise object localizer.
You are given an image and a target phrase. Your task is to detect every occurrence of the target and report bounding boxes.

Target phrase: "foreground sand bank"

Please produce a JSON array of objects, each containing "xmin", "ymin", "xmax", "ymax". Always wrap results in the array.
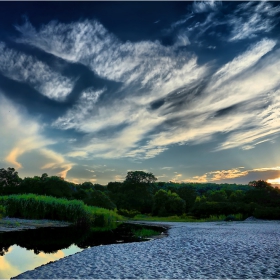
[{"xmin": 13, "ymin": 221, "xmax": 280, "ymax": 279}]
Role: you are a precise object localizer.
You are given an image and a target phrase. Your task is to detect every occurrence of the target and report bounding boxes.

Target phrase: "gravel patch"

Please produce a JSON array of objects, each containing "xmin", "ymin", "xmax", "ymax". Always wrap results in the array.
[
  {"xmin": 13, "ymin": 221, "xmax": 280, "ymax": 279},
  {"xmin": 0, "ymin": 217, "xmax": 71, "ymax": 232}
]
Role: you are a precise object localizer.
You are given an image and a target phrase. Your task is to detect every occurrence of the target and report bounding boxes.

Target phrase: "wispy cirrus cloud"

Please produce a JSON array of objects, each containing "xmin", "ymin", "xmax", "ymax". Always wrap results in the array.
[
  {"xmin": 161, "ymin": 167, "xmax": 173, "ymax": 170},
  {"xmin": 13, "ymin": 18, "xmax": 280, "ymax": 162},
  {"xmin": 0, "ymin": 43, "xmax": 74, "ymax": 101},
  {"xmin": 174, "ymin": 1, "xmax": 280, "ymax": 44},
  {"xmin": 139, "ymin": 38, "xmax": 280, "ymax": 154},
  {"xmin": 207, "ymin": 38, "xmax": 276, "ymax": 94},
  {"xmin": 53, "ymin": 87, "xmax": 105, "ymax": 131},
  {"xmin": 228, "ymin": 1, "xmax": 280, "ymax": 41},
  {"xmin": 192, "ymin": 0, "xmax": 222, "ymax": 14},
  {"xmin": 15, "ymin": 19, "xmax": 207, "ymax": 97},
  {"xmin": 14, "ymin": 19, "xmax": 207, "ymax": 160}
]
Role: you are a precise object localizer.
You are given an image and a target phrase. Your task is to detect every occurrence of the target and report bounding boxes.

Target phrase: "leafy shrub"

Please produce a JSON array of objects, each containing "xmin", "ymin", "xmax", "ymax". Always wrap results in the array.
[
  {"xmin": 117, "ymin": 209, "xmax": 140, "ymax": 218},
  {"xmin": 224, "ymin": 215, "xmax": 236, "ymax": 221},
  {"xmin": 0, "ymin": 205, "xmax": 5, "ymax": 219},
  {"xmin": 132, "ymin": 228, "xmax": 160, "ymax": 238},
  {"xmin": 191, "ymin": 201, "xmax": 251, "ymax": 218},
  {"xmin": 153, "ymin": 190, "xmax": 185, "ymax": 216},
  {"xmin": 253, "ymin": 206, "xmax": 280, "ymax": 220},
  {"xmin": 85, "ymin": 190, "xmax": 116, "ymax": 210}
]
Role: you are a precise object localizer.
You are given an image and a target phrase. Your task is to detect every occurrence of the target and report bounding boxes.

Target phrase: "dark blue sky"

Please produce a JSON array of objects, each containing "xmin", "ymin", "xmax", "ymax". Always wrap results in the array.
[{"xmin": 1, "ymin": 1, "xmax": 280, "ymax": 185}]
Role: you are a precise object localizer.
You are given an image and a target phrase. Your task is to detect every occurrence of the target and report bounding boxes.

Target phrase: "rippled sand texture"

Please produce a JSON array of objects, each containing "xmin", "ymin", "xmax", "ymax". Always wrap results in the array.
[{"xmin": 14, "ymin": 221, "xmax": 280, "ymax": 279}]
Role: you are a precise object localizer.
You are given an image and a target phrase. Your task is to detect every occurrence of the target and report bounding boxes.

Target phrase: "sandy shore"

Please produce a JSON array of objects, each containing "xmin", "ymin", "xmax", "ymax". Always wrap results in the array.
[
  {"xmin": 0, "ymin": 217, "xmax": 71, "ymax": 232},
  {"xmin": 13, "ymin": 221, "xmax": 280, "ymax": 279}
]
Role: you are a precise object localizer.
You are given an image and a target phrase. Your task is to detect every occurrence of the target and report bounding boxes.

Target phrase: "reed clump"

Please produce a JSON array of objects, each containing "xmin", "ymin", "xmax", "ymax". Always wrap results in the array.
[
  {"xmin": 0, "ymin": 205, "xmax": 5, "ymax": 219},
  {"xmin": 132, "ymin": 228, "xmax": 160, "ymax": 238},
  {"xmin": 0, "ymin": 194, "xmax": 123, "ymax": 228},
  {"xmin": 132, "ymin": 213, "xmax": 244, "ymax": 222}
]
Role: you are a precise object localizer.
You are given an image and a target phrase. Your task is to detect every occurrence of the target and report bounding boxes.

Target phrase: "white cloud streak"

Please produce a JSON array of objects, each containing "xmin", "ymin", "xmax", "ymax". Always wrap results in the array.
[
  {"xmin": 0, "ymin": 93, "xmax": 73, "ymax": 177},
  {"xmin": 15, "ymin": 19, "xmax": 207, "ymax": 98},
  {"xmin": 14, "ymin": 19, "xmax": 208, "ymax": 159},
  {"xmin": 53, "ymin": 88, "xmax": 105, "ymax": 131},
  {"xmin": 14, "ymin": 19, "xmax": 280, "ymax": 161},
  {"xmin": 149, "ymin": 39, "xmax": 280, "ymax": 152},
  {"xmin": 40, "ymin": 149, "xmax": 74, "ymax": 179},
  {"xmin": 0, "ymin": 43, "xmax": 74, "ymax": 101},
  {"xmin": 192, "ymin": 0, "xmax": 222, "ymax": 14},
  {"xmin": 228, "ymin": 1, "xmax": 280, "ymax": 41},
  {"xmin": 0, "ymin": 94, "xmax": 54, "ymax": 168}
]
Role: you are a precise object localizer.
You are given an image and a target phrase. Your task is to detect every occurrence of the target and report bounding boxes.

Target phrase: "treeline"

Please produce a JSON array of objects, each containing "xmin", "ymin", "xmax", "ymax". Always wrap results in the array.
[
  {"xmin": 0, "ymin": 168, "xmax": 116, "ymax": 210},
  {"xmin": 1, "ymin": 168, "xmax": 280, "ymax": 220}
]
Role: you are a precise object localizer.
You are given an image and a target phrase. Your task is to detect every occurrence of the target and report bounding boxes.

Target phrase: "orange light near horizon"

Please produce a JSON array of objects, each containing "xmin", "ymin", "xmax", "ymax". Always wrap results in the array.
[{"xmin": 267, "ymin": 177, "xmax": 280, "ymax": 185}]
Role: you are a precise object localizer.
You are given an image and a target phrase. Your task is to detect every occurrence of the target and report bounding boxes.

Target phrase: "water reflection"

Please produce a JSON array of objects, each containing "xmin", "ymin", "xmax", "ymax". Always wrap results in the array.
[
  {"xmin": 0, "ymin": 223, "xmax": 164, "ymax": 279},
  {"xmin": 0, "ymin": 245, "xmax": 83, "ymax": 279}
]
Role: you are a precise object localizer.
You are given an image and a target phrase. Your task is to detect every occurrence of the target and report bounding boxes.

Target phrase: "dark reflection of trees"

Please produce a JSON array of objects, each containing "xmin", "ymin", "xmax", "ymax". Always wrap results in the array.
[
  {"xmin": 0, "ymin": 246, "xmax": 9, "ymax": 256},
  {"xmin": 0, "ymin": 224, "xmax": 165, "ymax": 256}
]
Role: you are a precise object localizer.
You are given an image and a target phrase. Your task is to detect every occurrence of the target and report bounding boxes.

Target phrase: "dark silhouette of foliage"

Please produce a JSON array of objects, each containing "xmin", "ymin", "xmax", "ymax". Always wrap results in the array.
[
  {"xmin": 0, "ymin": 167, "xmax": 21, "ymax": 187},
  {"xmin": 253, "ymin": 206, "xmax": 280, "ymax": 220},
  {"xmin": 175, "ymin": 185, "xmax": 197, "ymax": 213},
  {"xmin": 1, "ymin": 167, "xmax": 280, "ymax": 220},
  {"xmin": 249, "ymin": 180, "xmax": 272, "ymax": 189},
  {"xmin": 206, "ymin": 190, "xmax": 228, "ymax": 202},
  {"xmin": 84, "ymin": 189, "xmax": 116, "ymax": 210},
  {"xmin": 117, "ymin": 209, "xmax": 140, "ymax": 218},
  {"xmin": 153, "ymin": 189, "xmax": 185, "ymax": 216},
  {"xmin": 124, "ymin": 171, "xmax": 157, "ymax": 184}
]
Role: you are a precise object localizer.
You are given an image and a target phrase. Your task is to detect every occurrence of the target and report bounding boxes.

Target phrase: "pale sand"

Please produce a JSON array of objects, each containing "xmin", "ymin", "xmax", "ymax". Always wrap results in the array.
[
  {"xmin": 0, "ymin": 217, "xmax": 71, "ymax": 232},
  {"xmin": 13, "ymin": 221, "xmax": 280, "ymax": 279}
]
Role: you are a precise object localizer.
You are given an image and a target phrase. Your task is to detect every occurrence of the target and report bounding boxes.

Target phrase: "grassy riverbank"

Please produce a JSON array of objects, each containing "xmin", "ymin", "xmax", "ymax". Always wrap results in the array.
[
  {"xmin": 131, "ymin": 213, "xmax": 244, "ymax": 222},
  {"xmin": 132, "ymin": 227, "xmax": 161, "ymax": 238},
  {"xmin": 0, "ymin": 194, "xmax": 123, "ymax": 228}
]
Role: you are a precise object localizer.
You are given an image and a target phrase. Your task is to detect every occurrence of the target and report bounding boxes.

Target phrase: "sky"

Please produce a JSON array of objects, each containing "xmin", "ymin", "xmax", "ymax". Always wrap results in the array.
[{"xmin": 1, "ymin": 1, "xmax": 280, "ymax": 185}]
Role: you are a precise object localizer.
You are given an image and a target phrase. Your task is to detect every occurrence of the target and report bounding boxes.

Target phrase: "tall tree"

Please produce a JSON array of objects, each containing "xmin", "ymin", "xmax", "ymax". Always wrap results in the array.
[
  {"xmin": 0, "ymin": 167, "xmax": 21, "ymax": 187},
  {"xmin": 124, "ymin": 171, "xmax": 157, "ymax": 184}
]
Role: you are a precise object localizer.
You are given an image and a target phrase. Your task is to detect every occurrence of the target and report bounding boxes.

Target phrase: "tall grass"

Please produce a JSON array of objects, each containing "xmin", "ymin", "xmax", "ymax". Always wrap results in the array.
[
  {"xmin": 0, "ymin": 194, "xmax": 123, "ymax": 228},
  {"xmin": 132, "ymin": 213, "xmax": 244, "ymax": 222},
  {"xmin": 132, "ymin": 228, "xmax": 161, "ymax": 238},
  {"xmin": 0, "ymin": 205, "xmax": 5, "ymax": 219}
]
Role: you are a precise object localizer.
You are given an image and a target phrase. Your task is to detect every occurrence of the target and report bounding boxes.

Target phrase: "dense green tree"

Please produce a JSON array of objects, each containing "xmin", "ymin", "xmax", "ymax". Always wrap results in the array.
[
  {"xmin": 42, "ymin": 176, "xmax": 72, "ymax": 198},
  {"xmin": 40, "ymin": 173, "xmax": 48, "ymax": 181},
  {"xmin": 152, "ymin": 189, "xmax": 185, "ymax": 216},
  {"xmin": 121, "ymin": 181, "xmax": 154, "ymax": 213},
  {"xmin": 84, "ymin": 189, "xmax": 116, "ymax": 210},
  {"xmin": 107, "ymin": 182, "xmax": 122, "ymax": 193},
  {"xmin": 248, "ymin": 180, "xmax": 272, "ymax": 189},
  {"xmin": 176, "ymin": 185, "xmax": 197, "ymax": 212},
  {"xmin": 0, "ymin": 167, "xmax": 21, "ymax": 187},
  {"xmin": 124, "ymin": 171, "xmax": 157, "ymax": 184},
  {"xmin": 81, "ymin": 182, "xmax": 94, "ymax": 190},
  {"xmin": 20, "ymin": 176, "xmax": 42, "ymax": 194},
  {"xmin": 72, "ymin": 188, "xmax": 89, "ymax": 201},
  {"xmin": 207, "ymin": 190, "xmax": 228, "ymax": 202},
  {"xmin": 108, "ymin": 172, "xmax": 158, "ymax": 213},
  {"xmin": 107, "ymin": 182, "xmax": 128, "ymax": 209},
  {"xmin": 93, "ymin": 184, "xmax": 106, "ymax": 192},
  {"xmin": 229, "ymin": 190, "xmax": 245, "ymax": 202},
  {"xmin": 152, "ymin": 189, "xmax": 169, "ymax": 216}
]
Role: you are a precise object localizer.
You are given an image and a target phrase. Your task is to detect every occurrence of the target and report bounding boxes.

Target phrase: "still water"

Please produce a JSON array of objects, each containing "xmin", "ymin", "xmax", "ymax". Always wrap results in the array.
[{"xmin": 0, "ymin": 223, "xmax": 163, "ymax": 279}]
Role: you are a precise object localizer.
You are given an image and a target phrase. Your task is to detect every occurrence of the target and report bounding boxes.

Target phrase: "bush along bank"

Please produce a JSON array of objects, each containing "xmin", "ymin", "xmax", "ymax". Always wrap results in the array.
[{"xmin": 0, "ymin": 194, "xmax": 123, "ymax": 228}]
